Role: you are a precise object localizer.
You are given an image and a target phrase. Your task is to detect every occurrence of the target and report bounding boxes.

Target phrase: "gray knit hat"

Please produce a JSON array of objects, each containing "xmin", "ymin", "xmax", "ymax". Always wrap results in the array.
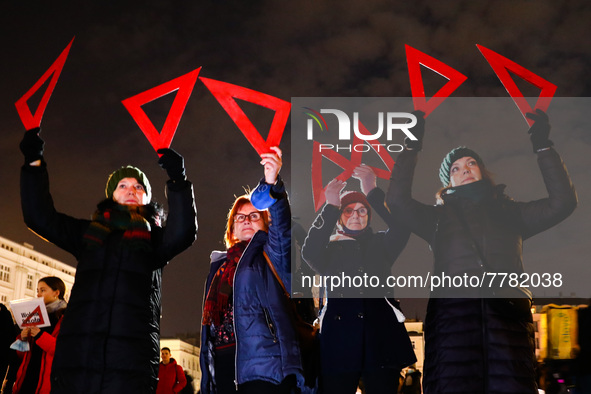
[
  {"xmin": 439, "ymin": 147, "xmax": 484, "ymax": 187},
  {"xmin": 105, "ymin": 166, "xmax": 151, "ymax": 201}
]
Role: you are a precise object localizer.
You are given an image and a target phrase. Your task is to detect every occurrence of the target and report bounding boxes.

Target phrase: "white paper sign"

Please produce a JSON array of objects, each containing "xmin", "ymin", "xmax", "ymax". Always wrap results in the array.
[{"xmin": 9, "ymin": 297, "xmax": 51, "ymax": 329}]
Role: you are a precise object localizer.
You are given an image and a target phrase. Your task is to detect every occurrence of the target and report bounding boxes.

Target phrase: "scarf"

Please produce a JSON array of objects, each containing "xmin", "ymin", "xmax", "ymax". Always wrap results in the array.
[
  {"xmin": 83, "ymin": 199, "xmax": 156, "ymax": 251},
  {"xmin": 445, "ymin": 179, "xmax": 493, "ymax": 204},
  {"xmin": 202, "ymin": 241, "xmax": 248, "ymax": 326},
  {"xmin": 337, "ymin": 224, "xmax": 372, "ymax": 240},
  {"xmin": 46, "ymin": 299, "xmax": 67, "ymax": 314}
]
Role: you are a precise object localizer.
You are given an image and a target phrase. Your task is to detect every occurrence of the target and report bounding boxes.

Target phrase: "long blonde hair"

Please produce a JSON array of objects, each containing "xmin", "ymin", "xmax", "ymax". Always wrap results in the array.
[{"xmin": 224, "ymin": 194, "xmax": 270, "ymax": 248}]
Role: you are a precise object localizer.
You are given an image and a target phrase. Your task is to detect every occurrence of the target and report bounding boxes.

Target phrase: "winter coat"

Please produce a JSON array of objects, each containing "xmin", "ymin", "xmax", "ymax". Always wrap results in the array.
[
  {"xmin": 1, "ymin": 303, "xmax": 20, "ymax": 392},
  {"xmin": 156, "ymin": 358, "xmax": 186, "ymax": 394},
  {"xmin": 20, "ymin": 163, "xmax": 197, "ymax": 394},
  {"xmin": 13, "ymin": 311, "xmax": 64, "ymax": 394},
  {"xmin": 301, "ymin": 188, "xmax": 416, "ymax": 374},
  {"xmin": 386, "ymin": 148, "xmax": 577, "ymax": 393},
  {"xmin": 200, "ymin": 179, "xmax": 305, "ymax": 393}
]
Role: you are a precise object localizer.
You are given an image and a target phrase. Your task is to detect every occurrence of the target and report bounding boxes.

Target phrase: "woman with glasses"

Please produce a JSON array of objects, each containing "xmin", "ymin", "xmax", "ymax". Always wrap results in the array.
[
  {"xmin": 200, "ymin": 147, "xmax": 306, "ymax": 394},
  {"xmin": 301, "ymin": 165, "xmax": 416, "ymax": 394}
]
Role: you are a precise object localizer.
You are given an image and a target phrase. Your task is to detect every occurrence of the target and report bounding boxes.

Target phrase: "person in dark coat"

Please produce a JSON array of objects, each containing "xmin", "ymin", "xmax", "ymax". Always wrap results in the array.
[
  {"xmin": 12, "ymin": 277, "xmax": 67, "ymax": 394},
  {"xmin": 19, "ymin": 128, "xmax": 197, "ymax": 393},
  {"xmin": 178, "ymin": 372, "xmax": 194, "ymax": 394},
  {"xmin": 1, "ymin": 303, "xmax": 21, "ymax": 394},
  {"xmin": 400, "ymin": 365, "xmax": 422, "ymax": 394},
  {"xmin": 386, "ymin": 110, "xmax": 577, "ymax": 393},
  {"xmin": 200, "ymin": 147, "xmax": 305, "ymax": 393},
  {"xmin": 301, "ymin": 165, "xmax": 416, "ymax": 394}
]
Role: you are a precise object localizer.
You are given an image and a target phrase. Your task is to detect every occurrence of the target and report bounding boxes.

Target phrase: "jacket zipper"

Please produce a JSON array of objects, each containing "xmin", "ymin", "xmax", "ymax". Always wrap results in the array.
[
  {"xmin": 232, "ymin": 237, "xmax": 255, "ymax": 391},
  {"xmin": 263, "ymin": 307, "xmax": 279, "ymax": 343}
]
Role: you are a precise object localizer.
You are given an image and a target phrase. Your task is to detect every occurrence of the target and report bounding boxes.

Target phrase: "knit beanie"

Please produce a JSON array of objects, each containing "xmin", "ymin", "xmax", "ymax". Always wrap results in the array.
[
  {"xmin": 105, "ymin": 166, "xmax": 152, "ymax": 201},
  {"xmin": 339, "ymin": 191, "xmax": 371, "ymax": 222},
  {"xmin": 439, "ymin": 147, "xmax": 485, "ymax": 187}
]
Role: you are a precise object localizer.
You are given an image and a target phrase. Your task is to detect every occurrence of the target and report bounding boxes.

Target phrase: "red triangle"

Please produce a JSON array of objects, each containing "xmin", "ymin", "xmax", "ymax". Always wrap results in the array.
[
  {"xmin": 15, "ymin": 37, "xmax": 75, "ymax": 130},
  {"xmin": 311, "ymin": 123, "xmax": 396, "ymax": 211},
  {"xmin": 199, "ymin": 77, "xmax": 290, "ymax": 155},
  {"xmin": 355, "ymin": 121, "xmax": 396, "ymax": 180},
  {"xmin": 122, "ymin": 68, "xmax": 201, "ymax": 153},
  {"xmin": 405, "ymin": 45, "xmax": 467, "ymax": 118},
  {"xmin": 477, "ymin": 45, "xmax": 557, "ymax": 127},
  {"xmin": 21, "ymin": 305, "xmax": 44, "ymax": 327}
]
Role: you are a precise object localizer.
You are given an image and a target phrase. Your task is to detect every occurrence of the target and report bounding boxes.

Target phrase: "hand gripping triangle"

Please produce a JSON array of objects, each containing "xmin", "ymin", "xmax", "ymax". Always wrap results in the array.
[
  {"xmin": 405, "ymin": 45, "xmax": 467, "ymax": 118},
  {"xmin": 122, "ymin": 68, "xmax": 201, "ymax": 153},
  {"xmin": 199, "ymin": 77, "xmax": 290, "ymax": 155},
  {"xmin": 311, "ymin": 122, "xmax": 396, "ymax": 211},
  {"xmin": 477, "ymin": 44, "xmax": 557, "ymax": 127},
  {"xmin": 15, "ymin": 37, "xmax": 75, "ymax": 130}
]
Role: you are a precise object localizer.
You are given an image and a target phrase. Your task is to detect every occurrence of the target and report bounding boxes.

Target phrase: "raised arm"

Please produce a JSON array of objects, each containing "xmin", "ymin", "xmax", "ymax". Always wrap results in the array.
[
  {"xmin": 517, "ymin": 110, "xmax": 577, "ymax": 238},
  {"xmin": 353, "ymin": 164, "xmax": 411, "ymax": 261},
  {"xmin": 300, "ymin": 179, "xmax": 345, "ymax": 275},
  {"xmin": 385, "ymin": 113, "xmax": 438, "ymax": 242},
  {"xmin": 155, "ymin": 148, "xmax": 197, "ymax": 263},
  {"xmin": 250, "ymin": 147, "xmax": 292, "ymax": 288},
  {"xmin": 20, "ymin": 128, "xmax": 89, "ymax": 257}
]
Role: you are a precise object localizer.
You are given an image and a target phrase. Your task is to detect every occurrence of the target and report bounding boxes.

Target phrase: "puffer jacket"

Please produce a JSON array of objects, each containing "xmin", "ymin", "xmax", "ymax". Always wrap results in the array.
[
  {"xmin": 301, "ymin": 188, "xmax": 416, "ymax": 373},
  {"xmin": 386, "ymin": 148, "xmax": 577, "ymax": 393},
  {"xmin": 200, "ymin": 179, "xmax": 305, "ymax": 393},
  {"xmin": 156, "ymin": 358, "xmax": 186, "ymax": 394},
  {"xmin": 21, "ymin": 162, "xmax": 197, "ymax": 394}
]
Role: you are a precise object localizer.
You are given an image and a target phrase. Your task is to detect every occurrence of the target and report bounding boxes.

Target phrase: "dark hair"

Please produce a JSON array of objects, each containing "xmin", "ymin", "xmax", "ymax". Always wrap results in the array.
[
  {"xmin": 161, "ymin": 347, "xmax": 171, "ymax": 353},
  {"xmin": 39, "ymin": 276, "xmax": 66, "ymax": 300}
]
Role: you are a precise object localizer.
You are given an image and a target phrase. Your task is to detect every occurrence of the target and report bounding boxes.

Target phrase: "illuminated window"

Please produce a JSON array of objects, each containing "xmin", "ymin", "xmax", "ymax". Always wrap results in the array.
[
  {"xmin": 0, "ymin": 265, "xmax": 10, "ymax": 282},
  {"xmin": 26, "ymin": 274, "xmax": 34, "ymax": 290}
]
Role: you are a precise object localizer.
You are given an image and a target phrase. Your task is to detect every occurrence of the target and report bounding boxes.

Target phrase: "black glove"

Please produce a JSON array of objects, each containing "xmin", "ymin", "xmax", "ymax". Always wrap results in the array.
[
  {"xmin": 526, "ymin": 109, "xmax": 553, "ymax": 153},
  {"xmin": 404, "ymin": 110, "xmax": 425, "ymax": 151},
  {"xmin": 157, "ymin": 148, "xmax": 186, "ymax": 181},
  {"xmin": 19, "ymin": 127, "xmax": 45, "ymax": 164}
]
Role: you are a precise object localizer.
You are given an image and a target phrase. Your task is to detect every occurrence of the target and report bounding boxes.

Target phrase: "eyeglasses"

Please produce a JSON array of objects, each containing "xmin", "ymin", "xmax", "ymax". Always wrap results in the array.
[
  {"xmin": 342, "ymin": 207, "xmax": 368, "ymax": 217},
  {"xmin": 234, "ymin": 212, "xmax": 262, "ymax": 223}
]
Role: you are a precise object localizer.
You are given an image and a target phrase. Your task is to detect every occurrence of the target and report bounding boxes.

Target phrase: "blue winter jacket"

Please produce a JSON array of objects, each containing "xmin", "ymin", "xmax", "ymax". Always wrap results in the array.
[{"xmin": 200, "ymin": 178, "xmax": 304, "ymax": 393}]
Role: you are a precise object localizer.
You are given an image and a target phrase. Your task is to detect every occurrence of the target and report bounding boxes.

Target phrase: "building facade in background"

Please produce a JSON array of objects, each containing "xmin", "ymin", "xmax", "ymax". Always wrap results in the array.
[{"xmin": 0, "ymin": 235, "xmax": 75, "ymax": 304}]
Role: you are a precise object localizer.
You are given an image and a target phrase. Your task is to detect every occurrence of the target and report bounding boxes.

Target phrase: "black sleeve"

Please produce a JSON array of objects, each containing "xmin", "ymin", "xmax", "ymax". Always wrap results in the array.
[
  {"xmin": 157, "ymin": 179, "xmax": 197, "ymax": 263},
  {"xmin": 517, "ymin": 148, "xmax": 577, "ymax": 240},
  {"xmin": 367, "ymin": 187, "xmax": 411, "ymax": 262},
  {"xmin": 386, "ymin": 149, "xmax": 438, "ymax": 243},
  {"xmin": 20, "ymin": 163, "xmax": 89, "ymax": 258},
  {"xmin": 300, "ymin": 204, "xmax": 340, "ymax": 275}
]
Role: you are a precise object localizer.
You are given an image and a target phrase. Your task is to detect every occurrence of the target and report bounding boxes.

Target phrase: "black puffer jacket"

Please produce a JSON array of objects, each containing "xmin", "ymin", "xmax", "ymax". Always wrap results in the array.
[
  {"xmin": 302, "ymin": 188, "xmax": 416, "ymax": 374},
  {"xmin": 21, "ymin": 163, "xmax": 197, "ymax": 394},
  {"xmin": 387, "ymin": 148, "xmax": 577, "ymax": 393}
]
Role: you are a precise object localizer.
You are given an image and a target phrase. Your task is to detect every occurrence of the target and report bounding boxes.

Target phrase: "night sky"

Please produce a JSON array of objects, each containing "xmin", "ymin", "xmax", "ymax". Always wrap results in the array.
[{"xmin": 1, "ymin": 1, "xmax": 590, "ymax": 337}]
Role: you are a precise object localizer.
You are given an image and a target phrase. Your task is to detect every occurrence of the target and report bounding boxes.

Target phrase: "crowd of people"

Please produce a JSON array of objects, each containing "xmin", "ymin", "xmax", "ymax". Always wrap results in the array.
[{"xmin": 1, "ymin": 108, "xmax": 580, "ymax": 393}]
